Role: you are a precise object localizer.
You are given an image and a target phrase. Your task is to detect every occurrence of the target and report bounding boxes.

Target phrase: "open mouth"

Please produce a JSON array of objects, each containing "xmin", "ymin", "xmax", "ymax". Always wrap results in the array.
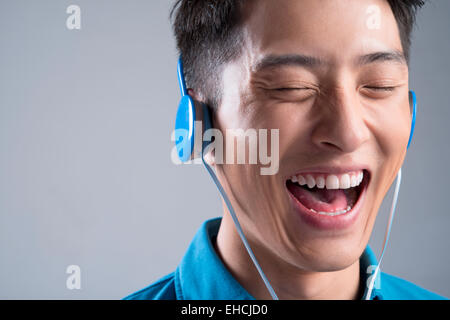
[{"xmin": 286, "ymin": 170, "xmax": 370, "ymax": 217}]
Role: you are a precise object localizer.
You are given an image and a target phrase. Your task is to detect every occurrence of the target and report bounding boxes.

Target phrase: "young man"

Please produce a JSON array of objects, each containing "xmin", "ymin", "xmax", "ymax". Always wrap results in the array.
[{"xmin": 125, "ymin": 0, "xmax": 447, "ymax": 300}]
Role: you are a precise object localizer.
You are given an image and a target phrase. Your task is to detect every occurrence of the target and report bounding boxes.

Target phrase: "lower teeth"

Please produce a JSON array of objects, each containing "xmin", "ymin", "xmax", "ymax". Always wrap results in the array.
[{"xmin": 309, "ymin": 205, "xmax": 352, "ymax": 216}]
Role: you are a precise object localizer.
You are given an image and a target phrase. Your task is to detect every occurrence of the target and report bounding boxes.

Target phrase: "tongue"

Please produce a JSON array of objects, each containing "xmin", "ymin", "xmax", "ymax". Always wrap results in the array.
[{"xmin": 288, "ymin": 184, "xmax": 349, "ymax": 212}]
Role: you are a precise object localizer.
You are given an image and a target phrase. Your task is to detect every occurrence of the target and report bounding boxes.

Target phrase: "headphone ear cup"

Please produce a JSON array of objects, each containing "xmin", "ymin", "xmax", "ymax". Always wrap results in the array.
[
  {"xmin": 407, "ymin": 90, "xmax": 417, "ymax": 150},
  {"xmin": 174, "ymin": 95, "xmax": 214, "ymax": 162},
  {"xmin": 175, "ymin": 95, "xmax": 196, "ymax": 162}
]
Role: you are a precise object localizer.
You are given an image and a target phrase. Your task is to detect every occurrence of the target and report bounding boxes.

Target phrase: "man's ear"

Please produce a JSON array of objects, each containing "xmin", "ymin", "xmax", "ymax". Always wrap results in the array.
[
  {"xmin": 203, "ymin": 149, "xmax": 216, "ymax": 167},
  {"xmin": 187, "ymin": 88, "xmax": 204, "ymax": 102}
]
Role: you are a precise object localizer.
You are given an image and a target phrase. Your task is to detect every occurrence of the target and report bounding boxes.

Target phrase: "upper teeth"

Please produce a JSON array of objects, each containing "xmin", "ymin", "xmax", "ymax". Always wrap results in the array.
[{"xmin": 289, "ymin": 171, "xmax": 364, "ymax": 189}]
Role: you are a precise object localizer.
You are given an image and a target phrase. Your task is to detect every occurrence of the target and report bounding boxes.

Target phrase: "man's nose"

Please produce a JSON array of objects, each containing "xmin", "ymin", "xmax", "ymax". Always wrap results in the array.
[{"xmin": 311, "ymin": 88, "xmax": 370, "ymax": 153}]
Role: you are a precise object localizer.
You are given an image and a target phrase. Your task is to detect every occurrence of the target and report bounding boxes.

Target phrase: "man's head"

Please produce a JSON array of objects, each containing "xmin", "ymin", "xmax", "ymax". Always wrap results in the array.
[{"xmin": 171, "ymin": 0, "xmax": 424, "ymax": 289}]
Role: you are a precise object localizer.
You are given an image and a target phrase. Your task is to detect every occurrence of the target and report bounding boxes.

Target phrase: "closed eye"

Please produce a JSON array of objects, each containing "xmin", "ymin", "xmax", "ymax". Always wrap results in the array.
[
  {"xmin": 364, "ymin": 86, "xmax": 396, "ymax": 91},
  {"xmin": 274, "ymin": 87, "xmax": 307, "ymax": 91},
  {"xmin": 265, "ymin": 86, "xmax": 316, "ymax": 102},
  {"xmin": 360, "ymin": 85, "xmax": 399, "ymax": 99}
]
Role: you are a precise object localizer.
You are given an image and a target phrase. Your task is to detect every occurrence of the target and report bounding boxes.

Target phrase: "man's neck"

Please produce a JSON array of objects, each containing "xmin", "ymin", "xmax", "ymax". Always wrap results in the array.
[{"xmin": 214, "ymin": 213, "xmax": 361, "ymax": 300}]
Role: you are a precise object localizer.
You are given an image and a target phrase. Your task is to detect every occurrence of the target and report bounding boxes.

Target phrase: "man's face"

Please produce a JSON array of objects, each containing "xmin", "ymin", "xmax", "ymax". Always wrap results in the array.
[{"xmin": 214, "ymin": 0, "xmax": 410, "ymax": 272}]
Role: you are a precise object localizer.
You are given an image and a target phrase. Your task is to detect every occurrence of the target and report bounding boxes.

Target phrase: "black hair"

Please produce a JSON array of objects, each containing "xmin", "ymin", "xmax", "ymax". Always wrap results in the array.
[{"xmin": 171, "ymin": 0, "xmax": 425, "ymax": 109}]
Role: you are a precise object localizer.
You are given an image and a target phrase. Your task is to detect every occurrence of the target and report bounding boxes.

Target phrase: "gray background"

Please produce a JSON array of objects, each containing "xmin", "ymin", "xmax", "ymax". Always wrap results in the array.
[{"xmin": 0, "ymin": 0, "xmax": 449, "ymax": 299}]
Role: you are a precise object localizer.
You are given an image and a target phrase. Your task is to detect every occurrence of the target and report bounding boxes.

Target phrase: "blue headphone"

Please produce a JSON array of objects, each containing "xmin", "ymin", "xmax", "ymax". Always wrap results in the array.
[
  {"xmin": 174, "ymin": 58, "xmax": 213, "ymax": 162},
  {"xmin": 174, "ymin": 56, "xmax": 417, "ymax": 300}
]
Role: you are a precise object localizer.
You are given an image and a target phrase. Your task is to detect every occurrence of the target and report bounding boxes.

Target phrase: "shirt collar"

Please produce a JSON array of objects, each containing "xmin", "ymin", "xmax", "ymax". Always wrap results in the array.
[{"xmin": 175, "ymin": 217, "xmax": 382, "ymax": 300}]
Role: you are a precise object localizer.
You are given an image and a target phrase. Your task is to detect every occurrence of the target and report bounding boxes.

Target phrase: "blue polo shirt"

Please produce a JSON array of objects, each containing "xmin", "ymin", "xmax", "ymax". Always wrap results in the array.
[{"xmin": 124, "ymin": 217, "xmax": 447, "ymax": 300}]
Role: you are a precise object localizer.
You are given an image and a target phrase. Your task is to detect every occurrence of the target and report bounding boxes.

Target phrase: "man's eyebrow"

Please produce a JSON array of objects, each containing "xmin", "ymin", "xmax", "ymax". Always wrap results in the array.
[
  {"xmin": 252, "ymin": 51, "xmax": 407, "ymax": 72},
  {"xmin": 356, "ymin": 50, "xmax": 407, "ymax": 66},
  {"xmin": 252, "ymin": 54, "xmax": 325, "ymax": 72}
]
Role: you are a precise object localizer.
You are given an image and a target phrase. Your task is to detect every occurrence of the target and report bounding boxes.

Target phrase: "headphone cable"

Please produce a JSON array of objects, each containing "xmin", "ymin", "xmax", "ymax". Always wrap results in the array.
[
  {"xmin": 365, "ymin": 167, "xmax": 402, "ymax": 299},
  {"xmin": 201, "ymin": 155, "xmax": 279, "ymax": 300}
]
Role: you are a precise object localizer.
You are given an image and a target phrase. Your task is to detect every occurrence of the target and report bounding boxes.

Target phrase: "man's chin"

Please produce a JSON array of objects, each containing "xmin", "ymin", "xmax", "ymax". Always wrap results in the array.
[{"xmin": 287, "ymin": 243, "xmax": 364, "ymax": 273}]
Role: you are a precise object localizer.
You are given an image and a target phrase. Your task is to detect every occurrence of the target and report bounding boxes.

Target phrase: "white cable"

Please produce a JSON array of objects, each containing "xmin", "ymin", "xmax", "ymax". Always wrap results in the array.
[
  {"xmin": 201, "ymin": 155, "xmax": 279, "ymax": 300},
  {"xmin": 365, "ymin": 167, "xmax": 402, "ymax": 300}
]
